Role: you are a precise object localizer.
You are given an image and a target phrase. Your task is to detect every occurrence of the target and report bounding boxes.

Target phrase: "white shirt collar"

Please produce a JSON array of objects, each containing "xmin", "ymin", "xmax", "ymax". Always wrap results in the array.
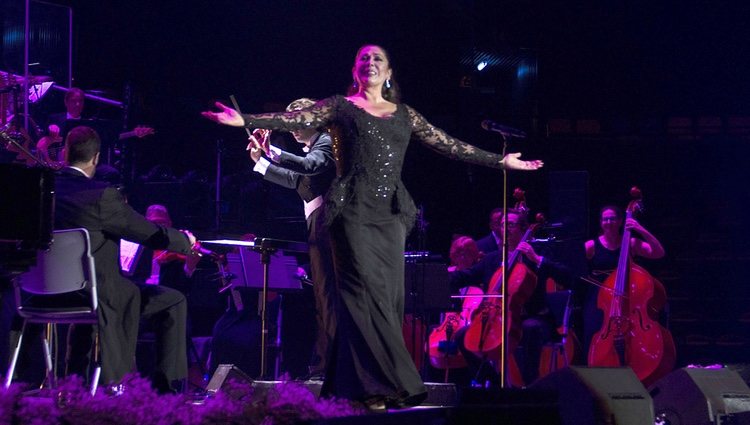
[{"xmin": 66, "ymin": 166, "xmax": 90, "ymax": 178}]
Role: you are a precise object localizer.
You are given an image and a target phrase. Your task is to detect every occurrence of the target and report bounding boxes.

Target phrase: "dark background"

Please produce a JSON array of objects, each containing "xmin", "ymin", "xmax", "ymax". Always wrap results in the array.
[
  {"xmin": 4, "ymin": 0, "xmax": 750, "ymax": 365},
  {"xmin": 3, "ymin": 1, "xmax": 749, "ymax": 245}
]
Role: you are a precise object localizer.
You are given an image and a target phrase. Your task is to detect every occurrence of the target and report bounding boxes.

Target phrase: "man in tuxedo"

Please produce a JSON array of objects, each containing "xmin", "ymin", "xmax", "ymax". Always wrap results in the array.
[
  {"xmin": 55, "ymin": 126, "xmax": 194, "ymax": 391},
  {"xmin": 476, "ymin": 208, "xmax": 503, "ymax": 254},
  {"xmin": 248, "ymin": 98, "xmax": 337, "ymax": 380}
]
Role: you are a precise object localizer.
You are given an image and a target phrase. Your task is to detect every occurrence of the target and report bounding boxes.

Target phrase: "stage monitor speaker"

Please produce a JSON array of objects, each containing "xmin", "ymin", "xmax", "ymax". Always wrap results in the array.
[
  {"xmin": 531, "ymin": 366, "xmax": 653, "ymax": 425},
  {"xmin": 649, "ymin": 367, "xmax": 750, "ymax": 425},
  {"xmin": 0, "ymin": 164, "xmax": 54, "ymax": 249},
  {"xmin": 548, "ymin": 171, "xmax": 588, "ymax": 239},
  {"xmin": 206, "ymin": 364, "xmax": 254, "ymax": 398}
]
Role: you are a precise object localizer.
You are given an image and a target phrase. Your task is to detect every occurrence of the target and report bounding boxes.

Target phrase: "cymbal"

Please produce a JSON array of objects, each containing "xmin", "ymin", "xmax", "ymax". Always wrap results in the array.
[{"xmin": 0, "ymin": 70, "xmax": 52, "ymax": 88}]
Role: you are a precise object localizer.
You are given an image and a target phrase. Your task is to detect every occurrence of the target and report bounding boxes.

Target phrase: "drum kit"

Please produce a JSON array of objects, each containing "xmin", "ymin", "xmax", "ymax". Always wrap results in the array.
[{"xmin": 1, "ymin": 69, "xmax": 51, "ymax": 166}]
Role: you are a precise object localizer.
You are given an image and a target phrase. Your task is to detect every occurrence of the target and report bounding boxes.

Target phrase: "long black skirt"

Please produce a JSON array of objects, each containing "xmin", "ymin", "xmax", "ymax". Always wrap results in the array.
[{"xmin": 322, "ymin": 193, "xmax": 426, "ymax": 405}]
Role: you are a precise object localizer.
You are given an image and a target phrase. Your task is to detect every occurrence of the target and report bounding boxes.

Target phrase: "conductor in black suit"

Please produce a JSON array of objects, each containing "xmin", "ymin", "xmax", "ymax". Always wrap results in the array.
[
  {"xmin": 54, "ymin": 126, "xmax": 194, "ymax": 390},
  {"xmin": 248, "ymin": 98, "xmax": 337, "ymax": 379}
]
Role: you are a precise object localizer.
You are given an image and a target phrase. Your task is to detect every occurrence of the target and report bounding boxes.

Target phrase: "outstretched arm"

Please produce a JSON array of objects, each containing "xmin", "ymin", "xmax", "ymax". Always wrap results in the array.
[
  {"xmin": 406, "ymin": 105, "xmax": 543, "ymax": 170},
  {"xmin": 202, "ymin": 97, "xmax": 338, "ymax": 132}
]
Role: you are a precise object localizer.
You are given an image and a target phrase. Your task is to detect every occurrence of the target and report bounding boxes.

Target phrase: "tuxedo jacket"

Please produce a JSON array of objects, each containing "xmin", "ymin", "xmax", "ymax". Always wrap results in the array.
[
  {"xmin": 262, "ymin": 133, "xmax": 336, "ymax": 205},
  {"xmin": 476, "ymin": 232, "xmax": 499, "ymax": 254}
]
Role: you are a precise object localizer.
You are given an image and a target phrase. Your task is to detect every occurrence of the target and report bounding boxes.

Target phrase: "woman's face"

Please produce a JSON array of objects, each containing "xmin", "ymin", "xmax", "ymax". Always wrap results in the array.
[
  {"xmin": 352, "ymin": 45, "xmax": 392, "ymax": 90},
  {"xmin": 600, "ymin": 208, "xmax": 622, "ymax": 233}
]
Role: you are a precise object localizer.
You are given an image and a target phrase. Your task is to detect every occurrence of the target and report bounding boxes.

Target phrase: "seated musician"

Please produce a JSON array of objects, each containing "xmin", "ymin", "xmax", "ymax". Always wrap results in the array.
[
  {"xmin": 39, "ymin": 87, "xmax": 154, "ymax": 179},
  {"xmin": 56, "ymin": 126, "xmax": 193, "ymax": 393},
  {"xmin": 142, "ymin": 204, "xmax": 201, "ymax": 292},
  {"xmin": 448, "ymin": 208, "xmax": 573, "ymax": 386},
  {"xmin": 582, "ymin": 204, "xmax": 665, "ymax": 356}
]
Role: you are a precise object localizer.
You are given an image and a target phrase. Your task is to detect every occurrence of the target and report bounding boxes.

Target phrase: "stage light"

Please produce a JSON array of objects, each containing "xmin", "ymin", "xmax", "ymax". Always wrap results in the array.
[{"xmin": 476, "ymin": 61, "xmax": 487, "ymax": 71}]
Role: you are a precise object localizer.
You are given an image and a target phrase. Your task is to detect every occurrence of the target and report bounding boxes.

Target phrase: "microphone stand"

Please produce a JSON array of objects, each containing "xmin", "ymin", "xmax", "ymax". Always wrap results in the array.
[
  {"xmin": 499, "ymin": 132, "xmax": 510, "ymax": 389},
  {"xmin": 214, "ymin": 138, "xmax": 224, "ymax": 232},
  {"xmin": 413, "ymin": 206, "xmax": 427, "ymax": 378}
]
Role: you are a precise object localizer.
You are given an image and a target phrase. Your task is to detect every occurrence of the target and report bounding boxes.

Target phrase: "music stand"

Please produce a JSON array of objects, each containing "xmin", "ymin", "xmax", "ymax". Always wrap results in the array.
[
  {"xmin": 225, "ymin": 248, "xmax": 301, "ymax": 292},
  {"xmin": 201, "ymin": 238, "xmax": 307, "ymax": 379}
]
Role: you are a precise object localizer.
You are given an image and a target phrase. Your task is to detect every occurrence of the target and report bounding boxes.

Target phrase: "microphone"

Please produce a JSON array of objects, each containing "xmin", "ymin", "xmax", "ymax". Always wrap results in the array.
[{"xmin": 481, "ymin": 120, "xmax": 527, "ymax": 138}]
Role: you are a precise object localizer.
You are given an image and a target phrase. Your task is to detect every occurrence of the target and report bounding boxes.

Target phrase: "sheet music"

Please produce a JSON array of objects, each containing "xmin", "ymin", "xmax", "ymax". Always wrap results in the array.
[
  {"xmin": 225, "ymin": 247, "xmax": 301, "ymax": 290},
  {"xmin": 119, "ymin": 239, "xmax": 143, "ymax": 276}
]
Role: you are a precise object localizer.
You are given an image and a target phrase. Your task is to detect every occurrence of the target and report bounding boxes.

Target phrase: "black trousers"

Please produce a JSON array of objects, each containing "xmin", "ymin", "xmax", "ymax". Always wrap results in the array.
[
  {"xmin": 68, "ymin": 283, "xmax": 187, "ymax": 384},
  {"xmin": 306, "ymin": 207, "xmax": 337, "ymax": 376}
]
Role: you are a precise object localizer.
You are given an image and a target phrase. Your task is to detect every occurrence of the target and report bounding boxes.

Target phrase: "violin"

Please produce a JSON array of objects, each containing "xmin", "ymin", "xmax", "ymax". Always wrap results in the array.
[{"xmin": 587, "ymin": 187, "xmax": 675, "ymax": 385}]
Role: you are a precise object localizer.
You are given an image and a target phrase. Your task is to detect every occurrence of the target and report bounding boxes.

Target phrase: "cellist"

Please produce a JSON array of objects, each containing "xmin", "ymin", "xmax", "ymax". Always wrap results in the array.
[
  {"xmin": 449, "ymin": 208, "xmax": 574, "ymax": 386},
  {"xmin": 582, "ymin": 205, "xmax": 666, "ymax": 356}
]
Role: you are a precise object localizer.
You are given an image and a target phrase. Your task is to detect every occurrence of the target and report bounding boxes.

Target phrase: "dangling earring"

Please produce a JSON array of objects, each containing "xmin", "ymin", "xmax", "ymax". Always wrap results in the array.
[
  {"xmin": 352, "ymin": 81, "xmax": 359, "ymax": 90},
  {"xmin": 385, "ymin": 79, "xmax": 392, "ymax": 89}
]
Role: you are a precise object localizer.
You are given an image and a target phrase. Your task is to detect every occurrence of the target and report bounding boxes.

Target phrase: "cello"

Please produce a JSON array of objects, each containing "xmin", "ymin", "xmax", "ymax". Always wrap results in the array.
[
  {"xmin": 462, "ymin": 189, "xmax": 541, "ymax": 386},
  {"xmin": 587, "ymin": 188, "xmax": 675, "ymax": 386}
]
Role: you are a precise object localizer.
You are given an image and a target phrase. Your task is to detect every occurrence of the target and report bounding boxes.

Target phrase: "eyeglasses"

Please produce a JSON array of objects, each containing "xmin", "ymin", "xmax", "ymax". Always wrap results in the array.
[{"xmin": 601, "ymin": 217, "xmax": 619, "ymax": 222}]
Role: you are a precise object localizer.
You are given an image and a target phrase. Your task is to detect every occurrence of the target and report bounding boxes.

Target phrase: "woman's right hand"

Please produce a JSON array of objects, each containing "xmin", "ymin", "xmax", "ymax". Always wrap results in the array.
[
  {"xmin": 201, "ymin": 101, "xmax": 245, "ymax": 127},
  {"xmin": 502, "ymin": 152, "xmax": 544, "ymax": 170}
]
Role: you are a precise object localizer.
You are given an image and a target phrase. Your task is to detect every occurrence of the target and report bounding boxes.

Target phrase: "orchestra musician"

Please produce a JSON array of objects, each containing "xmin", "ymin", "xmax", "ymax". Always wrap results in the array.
[
  {"xmin": 476, "ymin": 208, "xmax": 504, "ymax": 254},
  {"xmin": 582, "ymin": 204, "xmax": 666, "ymax": 356},
  {"xmin": 37, "ymin": 87, "xmax": 154, "ymax": 178},
  {"xmin": 55, "ymin": 126, "xmax": 194, "ymax": 393}
]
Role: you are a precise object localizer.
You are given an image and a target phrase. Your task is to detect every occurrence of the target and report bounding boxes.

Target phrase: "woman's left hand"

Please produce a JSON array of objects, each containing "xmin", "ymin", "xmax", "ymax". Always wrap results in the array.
[{"xmin": 503, "ymin": 152, "xmax": 544, "ymax": 170}]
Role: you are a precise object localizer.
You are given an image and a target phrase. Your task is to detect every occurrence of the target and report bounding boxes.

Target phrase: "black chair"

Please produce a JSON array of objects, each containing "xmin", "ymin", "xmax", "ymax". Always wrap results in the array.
[{"xmin": 542, "ymin": 290, "xmax": 575, "ymax": 372}]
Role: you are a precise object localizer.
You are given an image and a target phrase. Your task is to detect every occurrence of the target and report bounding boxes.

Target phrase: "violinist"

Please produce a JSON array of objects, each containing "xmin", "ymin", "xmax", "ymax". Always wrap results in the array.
[
  {"xmin": 449, "ymin": 209, "xmax": 573, "ymax": 386},
  {"xmin": 142, "ymin": 204, "xmax": 202, "ymax": 290},
  {"xmin": 582, "ymin": 205, "xmax": 665, "ymax": 355}
]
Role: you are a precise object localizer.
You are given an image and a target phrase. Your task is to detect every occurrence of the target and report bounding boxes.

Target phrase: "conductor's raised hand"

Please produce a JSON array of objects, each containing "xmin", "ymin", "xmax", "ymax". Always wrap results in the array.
[
  {"xmin": 503, "ymin": 152, "xmax": 544, "ymax": 171},
  {"xmin": 201, "ymin": 101, "xmax": 244, "ymax": 127},
  {"xmin": 254, "ymin": 129, "xmax": 271, "ymax": 155}
]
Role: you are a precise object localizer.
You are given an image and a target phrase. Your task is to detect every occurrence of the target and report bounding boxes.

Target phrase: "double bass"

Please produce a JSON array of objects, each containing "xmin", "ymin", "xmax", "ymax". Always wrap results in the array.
[
  {"xmin": 587, "ymin": 188, "xmax": 675, "ymax": 386},
  {"xmin": 462, "ymin": 189, "xmax": 541, "ymax": 386}
]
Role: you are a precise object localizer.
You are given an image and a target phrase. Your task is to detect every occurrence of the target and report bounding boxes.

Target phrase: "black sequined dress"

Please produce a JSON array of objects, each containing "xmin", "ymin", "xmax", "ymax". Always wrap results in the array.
[{"xmin": 242, "ymin": 95, "xmax": 503, "ymax": 404}]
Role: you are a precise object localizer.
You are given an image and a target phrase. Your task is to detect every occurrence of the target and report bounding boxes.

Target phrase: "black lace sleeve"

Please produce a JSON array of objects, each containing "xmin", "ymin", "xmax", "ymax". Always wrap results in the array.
[
  {"xmin": 241, "ymin": 96, "xmax": 338, "ymax": 131},
  {"xmin": 406, "ymin": 105, "xmax": 504, "ymax": 169}
]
